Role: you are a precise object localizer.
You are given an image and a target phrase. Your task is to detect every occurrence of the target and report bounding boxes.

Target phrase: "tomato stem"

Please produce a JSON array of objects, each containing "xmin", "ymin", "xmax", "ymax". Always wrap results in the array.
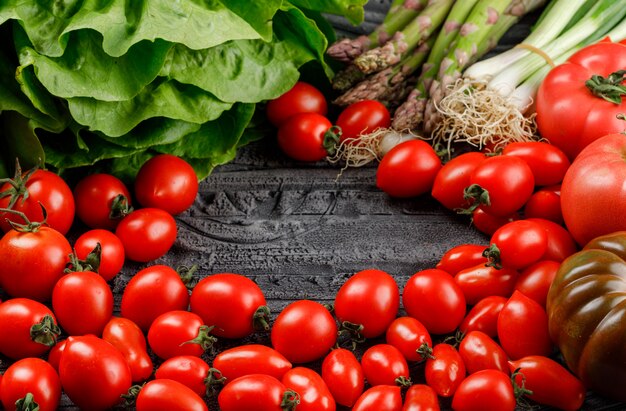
[
  {"xmin": 120, "ymin": 384, "xmax": 145, "ymax": 408},
  {"xmin": 14, "ymin": 393, "xmax": 39, "ymax": 411},
  {"xmin": 482, "ymin": 243, "xmax": 503, "ymax": 270},
  {"xmin": 109, "ymin": 193, "xmax": 134, "ymax": 220},
  {"xmin": 457, "ymin": 184, "xmax": 490, "ymax": 215},
  {"xmin": 280, "ymin": 389, "xmax": 300, "ymax": 411},
  {"xmin": 30, "ymin": 314, "xmax": 61, "ymax": 347},
  {"xmin": 510, "ymin": 367, "xmax": 534, "ymax": 402},
  {"xmin": 0, "ymin": 203, "xmax": 47, "ymax": 232},
  {"xmin": 177, "ymin": 264, "xmax": 198, "ymax": 288},
  {"xmin": 585, "ymin": 69, "xmax": 626, "ymax": 105},
  {"xmin": 65, "ymin": 245, "xmax": 100, "ymax": 274},
  {"xmin": 0, "ymin": 158, "xmax": 37, "ymax": 210},
  {"xmin": 395, "ymin": 375, "xmax": 413, "ymax": 388},
  {"xmin": 253, "ymin": 305, "xmax": 271, "ymax": 332},
  {"xmin": 416, "ymin": 341, "xmax": 435, "ymax": 361},
  {"xmin": 204, "ymin": 368, "xmax": 226, "ymax": 396},
  {"xmin": 337, "ymin": 320, "xmax": 366, "ymax": 350},
  {"xmin": 322, "ymin": 126, "xmax": 343, "ymax": 156},
  {"xmin": 182, "ymin": 325, "xmax": 218, "ymax": 351}
]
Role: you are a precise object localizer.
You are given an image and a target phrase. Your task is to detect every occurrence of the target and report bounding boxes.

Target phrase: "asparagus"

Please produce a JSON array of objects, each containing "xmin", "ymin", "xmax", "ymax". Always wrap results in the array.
[{"xmin": 353, "ymin": 0, "xmax": 455, "ymax": 75}]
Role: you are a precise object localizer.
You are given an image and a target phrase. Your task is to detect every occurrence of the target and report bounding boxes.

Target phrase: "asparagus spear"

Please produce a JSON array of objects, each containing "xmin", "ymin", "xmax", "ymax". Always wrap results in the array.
[{"xmin": 353, "ymin": 0, "xmax": 455, "ymax": 75}]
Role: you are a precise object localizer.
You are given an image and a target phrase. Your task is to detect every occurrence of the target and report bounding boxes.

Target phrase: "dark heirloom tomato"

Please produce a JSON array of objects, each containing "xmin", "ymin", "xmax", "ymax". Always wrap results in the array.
[{"xmin": 547, "ymin": 231, "xmax": 626, "ymax": 401}]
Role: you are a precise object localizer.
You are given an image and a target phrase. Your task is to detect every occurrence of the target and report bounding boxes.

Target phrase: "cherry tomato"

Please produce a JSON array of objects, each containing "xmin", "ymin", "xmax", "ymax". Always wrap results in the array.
[
  {"xmin": 471, "ymin": 207, "xmax": 519, "ymax": 237},
  {"xmin": 361, "ymin": 344, "xmax": 410, "ymax": 387},
  {"xmin": 466, "ymin": 155, "xmax": 534, "ymax": 217},
  {"xmin": 459, "ymin": 296, "xmax": 507, "ymax": 339},
  {"xmin": 321, "ymin": 348, "xmax": 364, "ymax": 407},
  {"xmin": 509, "ymin": 355, "xmax": 585, "ymax": 411},
  {"xmin": 47, "ymin": 339, "xmax": 67, "ymax": 372},
  {"xmin": 425, "ymin": 343, "xmax": 466, "ymax": 398},
  {"xmin": 514, "ymin": 260, "xmax": 560, "ymax": 308},
  {"xmin": 352, "ymin": 385, "xmax": 402, "ymax": 411},
  {"xmin": 212, "ymin": 344, "xmax": 292, "ymax": 383},
  {"xmin": 403, "ymin": 384, "xmax": 440, "ymax": 411},
  {"xmin": 190, "ymin": 273, "xmax": 268, "ymax": 339},
  {"xmin": 502, "ymin": 141, "xmax": 570, "ymax": 186},
  {"xmin": 0, "ymin": 226, "xmax": 71, "ymax": 301},
  {"xmin": 136, "ymin": 379, "xmax": 208, "ymax": 411},
  {"xmin": 52, "ymin": 271, "xmax": 113, "ymax": 336},
  {"xmin": 334, "ymin": 269, "xmax": 399, "ymax": 339},
  {"xmin": 436, "ymin": 243, "xmax": 488, "ymax": 276},
  {"xmin": 497, "ymin": 291, "xmax": 552, "ymax": 360},
  {"xmin": 403, "ymin": 269, "xmax": 466, "ymax": 335},
  {"xmin": 134, "ymin": 154, "xmax": 199, "ymax": 215},
  {"xmin": 277, "ymin": 113, "xmax": 332, "ymax": 162},
  {"xmin": 120, "ymin": 264, "xmax": 191, "ymax": 332},
  {"xmin": 454, "ymin": 263, "xmax": 518, "ymax": 306},
  {"xmin": 155, "ymin": 356, "xmax": 211, "ymax": 398},
  {"xmin": 281, "ymin": 367, "xmax": 335, "ymax": 411},
  {"xmin": 73, "ymin": 173, "xmax": 131, "ymax": 230},
  {"xmin": 0, "ymin": 358, "xmax": 61, "ymax": 411},
  {"xmin": 218, "ymin": 374, "xmax": 299, "ymax": 411},
  {"xmin": 0, "ymin": 298, "xmax": 59, "ymax": 360},
  {"xmin": 432, "ymin": 152, "xmax": 486, "ymax": 210},
  {"xmin": 451, "ymin": 369, "xmax": 515, "ymax": 411},
  {"xmin": 147, "ymin": 310, "xmax": 213, "ymax": 360},
  {"xmin": 336, "ymin": 100, "xmax": 391, "ymax": 142},
  {"xmin": 59, "ymin": 335, "xmax": 132, "ymax": 410},
  {"xmin": 266, "ymin": 81, "xmax": 328, "ymax": 127},
  {"xmin": 485, "ymin": 219, "xmax": 548, "ymax": 269},
  {"xmin": 74, "ymin": 229, "xmax": 125, "ymax": 281},
  {"xmin": 459, "ymin": 331, "xmax": 509, "ymax": 375},
  {"xmin": 0, "ymin": 167, "xmax": 74, "ymax": 235},
  {"xmin": 103, "ymin": 317, "xmax": 153, "ymax": 382},
  {"xmin": 385, "ymin": 316, "xmax": 432, "ymax": 362},
  {"xmin": 527, "ymin": 217, "xmax": 578, "ymax": 262},
  {"xmin": 115, "ymin": 207, "xmax": 177, "ymax": 262},
  {"xmin": 523, "ymin": 185, "xmax": 563, "ymax": 224},
  {"xmin": 271, "ymin": 299, "xmax": 337, "ymax": 363}
]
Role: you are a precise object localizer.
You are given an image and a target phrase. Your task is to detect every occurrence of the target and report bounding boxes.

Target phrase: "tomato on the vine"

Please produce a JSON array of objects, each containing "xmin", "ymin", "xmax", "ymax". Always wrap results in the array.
[
  {"xmin": 155, "ymin": 356, "xmax": 211, "ymax": 398},
  {"xmin": 115, "ymin": 207, "xmax": 177, "ymax": 262},
  {"xmin": 336, "ymin": 100, "xmax": 391, "ymax": 142},
  {"xmin": 277, "ymin": 113, "xmax": 333, "ymax": 162},
  {"xmin": 321, "ymin": 348, "xmax": 364, "ymax": 408},
  {"xmin": 74, "ymin": 229, "xmax": 125, "ymax": 281},
  {"xmin": 218, "ymin": 374, "xmax": 299, "ymax": 411},
  {"xmin": 136, "ymin": 379, "xmax": 208, "ymax": 411},
  {"xmin": 451, "ymin": 369, "xmax": 516, "ymax": 411},
  {"xmin": 0, "ymin": 358, "xmax": 61, "ymax": 411},
  {"xmin": 212, "ymin": 344, "xmax": 292, "ymax": 383},
  {"xmin": 266, "ymin": 81, "xmax": 328, "ymax": 127},
  {"xmin": 73, "ymin": 173, "xmax": 131, "ymax": 230}
]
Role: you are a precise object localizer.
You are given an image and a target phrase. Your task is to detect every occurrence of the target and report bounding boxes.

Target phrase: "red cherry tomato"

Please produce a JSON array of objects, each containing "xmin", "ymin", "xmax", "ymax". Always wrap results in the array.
[
  {"xmin": 451, "ymin": 369, "xmax": 516, "ymax": 411},
  {"xmin": 471, "ymin": 207, "xmax": 519, "ymax": 237},
  {"xmin": 155, "ymin": 356, "xmax": 211, "ymax": 398},
  {"xmin": 502, "ymin": 141, "xmax": 570, "ymax": 186},
  {"xmin": 334, "ymin": 269, "xmax": 399, "ymax": 339},
  {"xmin": 281, "ymin": 367, "xmax": 336, "ymax": 411},
  {"xmin": 376, "ymin": 140, "xmax": 442, "ymax": 198},
  {"xmin": 120, "ymin": 264, "xmax": 191, "ymax": 332},
  {"xmin": 352, "ymin": 385, "xmax": 402, "ymax": 411},
  {"xmin": 73, "ymin": 173, "xmax": 131, "ymax": 230},
  {"xmin": 52, "ymin": 271, "xmax": 113, "ymax": 336},
  {"xmin": 385, "ymin": 316, "xmax": 432, "ymax": 362},
  {"xmin": 485, "ymin": 219, "xmax": 548, "ymax": 269},
  {"xmin": 336, "ymin": 100, "xmax": 391, "ymax": 142},
  {"xmin": 0, "ymin": 298, "xmax": 59, "ymax": 360},
  {"xmin": 523, "ymin": 185, "xmax": 563, "ymax": 224},
  {"xmin": 147, "ymin": 311, "xmax": 212, "ymax": 360},
  {"xmin": 361, "ymin": 344, "xmax": 410, "ymax": 387},
  {"xmin": 277, "ymin": 113, "xmax": 332, "ymax": 162},
  {"xmin": 266, "ymin": 82, "xmax": 328, "ymax": 127},
  {"xmin": 459, "ymin": 296, "xmax": 507, "ymax": 338},
  {"xmin": 402, "ymin": 384, "xmax": 440, "ymax": 411},
  {"xmin": 321, "ymin": 348, "xmax": 364, "ymax": 408},
  {"xmin": 134, "ymin": 154, "xmax": 199, "ymax": 215},
  {"xmin": 403, "ymin": 269, "xmax": 466, "ymax": 335},
  {"xmin": 190, "ymin": 273, "xmax": 268, "ymax": 339},
  {"xmin": 136, "ymin": 379, "xmax": 208, "ymax": 411},
  {"xmin": 271, "ymin": 300, "xmax": 337, "ymax": 364},
  {"xmin": 115, "ymin": 207, "xmax": 177, "ymax": 262},
  {"xmin": 0, "ymin": 358, "xmax": 61, "ymax": 411},
  {"xmin": 102, "ymin": 317, "xmax": 153, "ymax": 382},
  {"xmin": 432, "ymin": 152, "xmax": 486, "ymax": 210},
  {"xmin": 436, "ymin": 243, "xmax": 488, "ymax": 276},
  {"xmin": 527, "ymin": 218, "xmax": 578, "ymax": 262},
  {"xmin": 514, "ymin": 260, "xmax": 560, "ymax": 308},
  {"xmin": 212, "ymin": 344, "xmax": 292, "ymax": 383},
  {"xmin": 425, "ymin": 343, "xmax": 466, "ymax": 398},
  {"xmin": 459, "ymin": 331, "xmax": 509, "ymax": 375},
  {"xmin": 454, "ymin": 263, "xmax": 518, "ymax": 306},
  {"xmin": 74, "ymin": 229, "xmax": 125, "ymax": 281},
  {"xmin": 218, "ymin": 374, "xmax": 299, "ymax": 411}
]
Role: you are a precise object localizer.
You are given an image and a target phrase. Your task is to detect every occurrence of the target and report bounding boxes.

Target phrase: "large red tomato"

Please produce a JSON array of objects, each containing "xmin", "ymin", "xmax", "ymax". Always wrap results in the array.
[{"xmin": 536, "ymin": 40, "xmax": 626, "ymax": 160}]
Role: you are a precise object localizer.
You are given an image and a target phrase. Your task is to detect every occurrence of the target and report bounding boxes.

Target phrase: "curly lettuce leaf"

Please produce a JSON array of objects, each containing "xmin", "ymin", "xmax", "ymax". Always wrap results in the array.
[{"xmin": 288, "ymin": 0, "xmax": 367, "ymax": 25}]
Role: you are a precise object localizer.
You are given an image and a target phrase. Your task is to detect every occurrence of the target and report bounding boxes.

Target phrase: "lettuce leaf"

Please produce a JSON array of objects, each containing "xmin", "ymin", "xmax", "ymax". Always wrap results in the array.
[{"xmin": 289, "ymin": 0, "xmax": 368, "ymax": 25}]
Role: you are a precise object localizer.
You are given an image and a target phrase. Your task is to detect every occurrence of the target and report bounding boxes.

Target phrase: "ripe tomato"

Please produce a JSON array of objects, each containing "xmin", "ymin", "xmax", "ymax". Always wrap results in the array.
[
  {"xmin": 527, "ymin": 218, "xmax": 578, "ymax": 262},
  {"xmin": 218, "ymin": 374, "xmax": 299, "ymax": 411},
  {"xmin": 0, "ymin": 298, "xmax": 59, "ymax": 360},
  {"xmin": 73, "ymin": 229, "xmax": 125, "ymax": 281},
  {"xmin": 266, "ymin": 81, "xmax": 328, "ymax": 127},
  {"xmin": 485, "ymin": 219, "xmax": 548, "ymax": 269},
  {"xmin": 120, "ymin": 264, "xmax": 191, "ymax": 332},
  {"xmin": 115, "ymin": 207, "xmax": 177, "ymax": 262},
  {"xmin": 454, "ymin": 263, "xmax": 518, "ymax": 306},
  {"xmin": 502, "ymin": 141, "xmax": 570, "ymax": 186},
  {"xmin": 52, "ymin": 270, "xmax": 113, "ymax": 336},
  {"xmin": 403, "ymin": 269, "xmax": 466, "ymax": 335},
  {"xmin": 514, "ymin": 260, "xmax": 560, "ymax": 308},
  {"xmin": 0, "ymin": 167, "xmax": 74, "ymax": 235},
  {"xmin": 436, "ymin": 243, "xmax": 488, "ymax": 276},
  {"xmin": 147, "ymin": 310, "xmax": 213, "ymax": 360},
  {"xmin": 465, "ymin": 155, "xmax": 534, "ymax": 217},
  {"xmin": 425, "ymin": 343, "xmax": 466, "ymax": 398},
  {"xmin": 432, "ymin": 152, "xmax": 486, "ymax": 210},
  {"xmin": 0, "ymin": 358, "xmax": 61, "ymax": 411},
  {"xmin": 0, "ymin": 225, "xmax": 71, "ymax": 301},
  {"xmin": 361, "ymin": 344, "xmax": 410, "ymax": 387},
  {"xmin": 336, "ymin": 100, "xmax": 391, "ymax": 142},
  {"xmin": 271, "ymin": 299, "xmax": 337, "ymax": 363},
  {"xmin": 136, "ymin": 379, "xmax": 208, "ymax": 411},
  {"xmin": 471, "ymin": 207, "xmax": 519, "ymax": 237},
  {"xmin": 59, "ymin": 335, "xmax": 132, "ymax": 411},
  {"xmin": 334, "ymin": 269, "xmax": 399, "ymax": 339},
  {"xmin": 134, "ymin": 154, "xmax": 199, "ymax": 215},
  {"xmin": 459, "ymin": 296, "xmax": 507, "ymax": 338},
  {"xmin": 376, "ymin": 140, "xmax": 442, "ymax": 198},
  {"xmin": 102, "ymin": 317, "xmax": 153, "ymax": 382},
  {"xmin": 523, "ymin": 185, "xmax": 563, "ymax": 224},
  {"xmin": 459, "ymin": 331, "xmax": 508, "ymax": 375},
  {"xmin": 321, "ymin": 348, "xmax": 364, "ymax": 407},
  {"xmin": 281, "ymin": 367, "xmax": 335, "ymax": 411},
  {"xmin": 451, "ymin": 369, "xmax": 516, "ymax": 411},
  {"xmin": 509, "ymin": 355, "xmax": 585, "ymax": 411},
  {"xmin": 190, "ymin": 273, "xmax": 269, "ymax": 339},
  {"xmin": 403, "ymin": 384, "xmax": 440, "ymax": 411},
  {"xmin": 277, "ymin": 113, "xmax": 332, "ymax": 162},
  {"xmin": 73, "ymin": 173, "xmax": 131, "ymax": 229},
  {"xmin": 212, "ymin": 344, "xmax": 292, "ymax": 383},
  {"xmin": 497, "ymin": 291, "xmax": 552, "ymax": 360},
  {"xmin": 155, "ymin": 356, "xmax": 211, "ymax": 398},
  {"xmin": 352, "ymin": 385, "xmax": 402, "ymax": 411},
  {"xmin": 385, "ymin": 316, "xmax": 432, "ymax": 362}
]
